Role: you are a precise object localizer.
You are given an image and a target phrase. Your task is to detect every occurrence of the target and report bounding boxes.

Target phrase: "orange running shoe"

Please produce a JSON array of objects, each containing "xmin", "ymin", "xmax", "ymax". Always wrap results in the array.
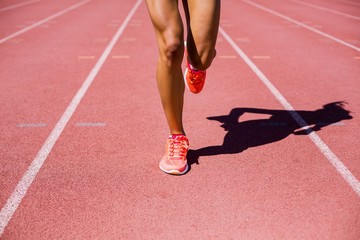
[
  {"xmin": 159, "ymin": 135, "xmax": 189, "ymax": 175},
  {"xmin": 184, "ymin": 42, "xmax": 206, "ymax": 94},
  {"xmin": 184, "ymin": 61, "xmax": 206, "ymax": 94}
]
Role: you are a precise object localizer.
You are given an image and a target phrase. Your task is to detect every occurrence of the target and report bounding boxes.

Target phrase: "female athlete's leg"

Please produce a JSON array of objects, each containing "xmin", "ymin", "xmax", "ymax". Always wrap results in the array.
[
  {"xmin": 183, "ymin": 0, "xmax": 220, "ymax": 70},
  {"xmin": 145, "ymin": 0, "xmax": 185, "ymax": 135}
]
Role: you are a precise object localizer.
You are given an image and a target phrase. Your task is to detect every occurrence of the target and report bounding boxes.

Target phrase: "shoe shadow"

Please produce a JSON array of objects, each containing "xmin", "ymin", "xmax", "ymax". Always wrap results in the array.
[{"xmin": 187, "ymin": 101, "xmax": 353, "ymax": 167}]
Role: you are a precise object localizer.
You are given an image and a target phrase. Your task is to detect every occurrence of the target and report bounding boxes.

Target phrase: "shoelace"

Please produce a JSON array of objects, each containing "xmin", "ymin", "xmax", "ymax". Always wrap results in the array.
[
  {"xmin": 168, "ymin": 138, "xmax": 189, "ymax": 160},
  {"xmin": 187, "ymin": 61, "xmax": 206, "ymax": 85},
  {"xmin": 188, "ymin": 69, "xmax": 206, "ymax": 85}
]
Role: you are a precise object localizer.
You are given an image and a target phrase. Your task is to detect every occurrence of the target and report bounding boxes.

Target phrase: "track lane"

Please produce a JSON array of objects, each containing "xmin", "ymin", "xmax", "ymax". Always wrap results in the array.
[
  {"xmin": 0, "ymin": 0, "xmax": 93, "ymax": 44},
  {"xmin": 1, "ymin": 0, "xmax": 359, "ymax": 239},
  {"xmin": 220, "ymin": 25, "xmax": 360, "ymax": 196},
  {"xmin": 241, "ymin": 0, "xmax": 360, "ymax": 51},
  {"xmin": 223, "ymin": 0, "xmax": 360, "ymax": 179},
  {"xmin": 0, "ymin": 0, "xmax": 41, "ymax": 12},
  {"xmin": 217, "ymin": 0, "xmax": 360, "ymax": 238},
  {"xmin": 288, "ymin": 0, "xmax": 360, "ymax": 20},
  {"xmin": 0, "ymin": 0, "xmax": 140, "ymax": 236},
  {"xmin": 0, "ymin": 0, "xmax": 131, "ymax": 209},
  {"xmin": 0, "ymin": 0, "xmax": 32, "ymax": 9},
  {"xmin": 304, "ymin": 0, "xmax": 360, "ymax": 15},
  {"xmin": 3, "ymin": 0, "xmax": 360, "ymax": 239}
]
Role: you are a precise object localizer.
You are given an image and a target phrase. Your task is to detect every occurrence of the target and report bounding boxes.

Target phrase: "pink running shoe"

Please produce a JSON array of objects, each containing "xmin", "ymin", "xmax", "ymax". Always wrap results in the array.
[{"xmin": 159, "ymin": 135, "xmax": 189, "ymax": 175}]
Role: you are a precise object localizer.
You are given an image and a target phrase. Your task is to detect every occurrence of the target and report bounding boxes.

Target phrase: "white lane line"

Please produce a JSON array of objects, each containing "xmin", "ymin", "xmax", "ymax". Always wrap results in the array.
[
  {"xmin": 75, "ymin": 122, "xmax": 106, "ymax": 127},
  {"xmin": 290, "ymin": 0, "xmax": 360, "ymax": 20},
  {"xmin": 77, "ymin": 55, "xmax": 96, "ymax": 60},
  {"xmin": 333, "ymin": 0, "xmax": 360, "ymax": 7},
  {"xmin": 0, "ymin": 0, "xmax": 40, "ymax": 12},
  {"xmin": 112, "ymin": 55, "xmax": 130, "ymax": 59},
  {"xmin": 252, "ymin": 55, "xmax": 270, "ymax": 59},
  {"xmin": 220, "ymin": 27, "xmax": 360, "ymax": 197},
  {"xmin": 17, "ymin": 123, "xmax": 47, "ymax": 128},
  {"xmin": 0, "ymin": 0, "xmax": 142, "ymax": 236},
  {"xmin": 242, "ymin": 0, "xmax": 360, "ymax": 52},
  {"xmin": 0, "ymin": 0, "xmax": 92, "ymax": 44},
  {"xmin": 219, "ymin": 55, "xmax": 237, "ymax": 59}
]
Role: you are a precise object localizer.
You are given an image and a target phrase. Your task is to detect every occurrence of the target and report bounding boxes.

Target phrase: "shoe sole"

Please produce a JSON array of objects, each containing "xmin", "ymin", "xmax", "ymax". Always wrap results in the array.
[
  {"xmin": 183, "ymin": 40, "xmax": 192, "ymax": 93},
  {"xmin": 159, "ymin": 163, "xmax": 189, "ymax": 175},
  {"xmin": 184, "ymin": 67, "xmax": 191, "ymax": 91}
]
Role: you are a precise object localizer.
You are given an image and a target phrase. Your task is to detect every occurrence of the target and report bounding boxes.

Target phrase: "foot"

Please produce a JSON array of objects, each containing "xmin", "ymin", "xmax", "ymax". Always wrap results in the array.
[
  {"xmin": 183, "ymin": 41, "xmax": 207, "ymax": 94},
  {"xmin": 184, "ymin": 61, "xmax": 206, "ymax": 94},
  {"xmin": 159, "ymin": 134, "xmax": 189, "ymax": 175}
]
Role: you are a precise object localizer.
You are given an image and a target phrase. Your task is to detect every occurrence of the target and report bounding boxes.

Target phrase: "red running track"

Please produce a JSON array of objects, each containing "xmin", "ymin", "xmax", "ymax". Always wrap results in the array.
[{"xmin": 0, "ymin": 0, "xmax": 359, "ymax": 239}]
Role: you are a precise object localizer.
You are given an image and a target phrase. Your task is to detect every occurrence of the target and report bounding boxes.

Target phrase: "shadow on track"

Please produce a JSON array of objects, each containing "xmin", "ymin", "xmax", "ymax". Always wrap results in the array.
[{"xmin": 187, "ymin": 101, "xmax": 352, "ymax": 168}]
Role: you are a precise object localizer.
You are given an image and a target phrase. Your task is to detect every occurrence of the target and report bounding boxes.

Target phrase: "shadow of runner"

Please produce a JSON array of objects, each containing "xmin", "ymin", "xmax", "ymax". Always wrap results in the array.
[{"xmin": 187, "ymin": 101, "xmax": 352, "ymax": 166}]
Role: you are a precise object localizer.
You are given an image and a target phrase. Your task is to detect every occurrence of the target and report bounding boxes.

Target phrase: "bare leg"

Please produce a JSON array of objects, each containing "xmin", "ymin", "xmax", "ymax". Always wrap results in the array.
[
  {"xmin": 145, "ymin": 0, "xmax": 185, "ymax": 135},
  {"xmin": 183, "ymin": 0, "xmax": 220, "ymax": 70}
]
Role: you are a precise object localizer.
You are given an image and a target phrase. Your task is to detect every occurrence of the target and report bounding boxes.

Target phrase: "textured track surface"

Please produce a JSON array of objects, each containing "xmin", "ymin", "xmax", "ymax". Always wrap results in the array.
[{"xmin": 1, "ymin": 0, "xmax": 359, "ymax": 239}]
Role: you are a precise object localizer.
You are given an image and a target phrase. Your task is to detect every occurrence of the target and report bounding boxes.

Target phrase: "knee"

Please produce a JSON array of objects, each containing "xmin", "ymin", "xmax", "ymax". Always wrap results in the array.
[{"xmin": 159, "ymin": 32, "xmax": 184, "ymax": 66}]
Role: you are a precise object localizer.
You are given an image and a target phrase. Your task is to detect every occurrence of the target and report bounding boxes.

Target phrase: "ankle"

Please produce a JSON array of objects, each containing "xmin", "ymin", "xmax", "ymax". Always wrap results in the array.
[
  {"xmin": 170, "ymin": 131, "xmax": 185, "ymax": 135},
  {"xmin": 169, "ymin": 133, "xmax": 186, "ymax": 139}
]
